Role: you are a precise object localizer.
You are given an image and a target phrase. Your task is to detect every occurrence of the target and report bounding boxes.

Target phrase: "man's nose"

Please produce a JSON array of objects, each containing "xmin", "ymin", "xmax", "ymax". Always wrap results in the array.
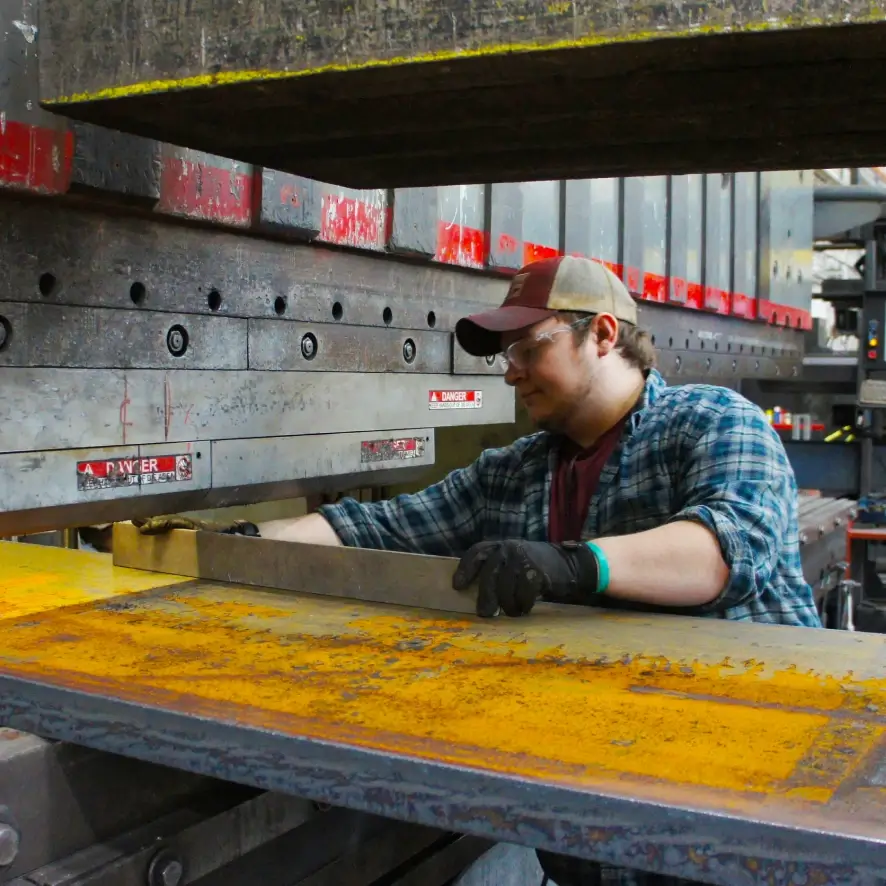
[{"xmin": 503, "ymin": 361, "xmax": 525, "ymax": 386}]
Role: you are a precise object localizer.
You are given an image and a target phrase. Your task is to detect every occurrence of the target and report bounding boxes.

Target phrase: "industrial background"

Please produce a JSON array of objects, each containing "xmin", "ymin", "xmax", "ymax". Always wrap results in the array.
[{"xmin": 1, "ymin": 3, "xmax": 886, "ymax": 886}]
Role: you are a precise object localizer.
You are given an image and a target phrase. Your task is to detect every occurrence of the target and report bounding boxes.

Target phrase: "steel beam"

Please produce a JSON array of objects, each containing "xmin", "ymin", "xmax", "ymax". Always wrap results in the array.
[
  {"xmin": 34, "ymin": 2, "xmax": 886, "ymax": 186},
  {"xmin": 1, "ymin": 543, "xmax": 885, "ymax": 885}
]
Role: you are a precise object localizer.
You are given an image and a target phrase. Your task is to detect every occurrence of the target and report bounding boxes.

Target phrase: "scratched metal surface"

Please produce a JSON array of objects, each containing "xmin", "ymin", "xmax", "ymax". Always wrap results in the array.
[
  {"xmin": 34, "ymin": 1, "xmax": 886, "ymax": 185},
  {"xmin": 1, "ymin": 546, "xmax": 885, "ymax": 885}
]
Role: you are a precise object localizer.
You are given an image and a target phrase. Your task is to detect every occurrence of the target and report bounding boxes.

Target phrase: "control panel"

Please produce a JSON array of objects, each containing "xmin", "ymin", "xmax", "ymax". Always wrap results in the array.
[{"xmin": 862, "ymin": 292, "xmax": 886, "ymax": 367}]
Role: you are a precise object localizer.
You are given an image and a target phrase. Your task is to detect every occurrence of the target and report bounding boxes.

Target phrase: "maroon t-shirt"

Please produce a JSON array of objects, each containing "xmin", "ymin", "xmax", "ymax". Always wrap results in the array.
[{"xmin": 548, "ymin": 417, "xmax": 627, "ymax": 543}]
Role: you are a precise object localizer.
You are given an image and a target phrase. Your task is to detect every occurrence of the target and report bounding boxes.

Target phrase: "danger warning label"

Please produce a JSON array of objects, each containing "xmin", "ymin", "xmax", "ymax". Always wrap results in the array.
[
  {"xmin": 77, "ymin": 454, "xmax": 193, "ymax": 492},
  {"xmin": 428, "ymin": 390, "xmax": 483, "ymax": 410},
  {"xmin": 361, "ymin": 437, "xmax": 426, "ymax": 464}
]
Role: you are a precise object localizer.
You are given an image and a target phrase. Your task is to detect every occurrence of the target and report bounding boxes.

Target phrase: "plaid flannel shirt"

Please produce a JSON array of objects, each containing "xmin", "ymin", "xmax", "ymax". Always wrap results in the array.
[{"xmin": 321, "ymin": 368, "xmax": 821, "ymax": 628}]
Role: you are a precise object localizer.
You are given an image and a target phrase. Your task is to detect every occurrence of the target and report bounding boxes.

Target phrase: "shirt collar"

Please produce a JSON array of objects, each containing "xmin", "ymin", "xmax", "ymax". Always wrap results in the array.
[{"xmin": 627, "ymin": 368, "xmax": 667, "ymax": 433}]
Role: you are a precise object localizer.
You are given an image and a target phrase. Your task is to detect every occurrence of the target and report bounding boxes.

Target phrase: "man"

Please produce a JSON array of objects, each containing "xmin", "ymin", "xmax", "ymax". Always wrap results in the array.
[{"xmin": 137, "ymin": 255, "xmax": 821, "ymax": 885}]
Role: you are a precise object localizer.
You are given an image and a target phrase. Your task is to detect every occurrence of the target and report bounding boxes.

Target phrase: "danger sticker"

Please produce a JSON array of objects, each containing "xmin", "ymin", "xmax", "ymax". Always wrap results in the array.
[
  {"xmin": 361, "ymin": 437, "xmax": 426, "ymax": 464},
  {"xmin": 77, "ymin": 454, "xmax": 193, "ymax": 491},
  {"xmin": 428, "ymin": 390, "xmax": 483, "ymax": 410}
]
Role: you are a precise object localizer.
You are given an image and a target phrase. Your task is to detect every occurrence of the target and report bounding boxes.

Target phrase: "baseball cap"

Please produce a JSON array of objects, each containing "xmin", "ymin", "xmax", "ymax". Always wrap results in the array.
[{"xmin": 455, "ymin": 255, "xmax": 639, "ymax": 357}]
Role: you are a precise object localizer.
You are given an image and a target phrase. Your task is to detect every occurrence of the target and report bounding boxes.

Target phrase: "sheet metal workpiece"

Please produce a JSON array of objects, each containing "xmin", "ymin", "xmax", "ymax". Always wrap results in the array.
[
  {"xmin": 34, "ymin": 1, "xmax": 886, "ymax": 186},
  {"xmin": 1, "ymin": 542, "xmax": 886, "ymax": 885}
]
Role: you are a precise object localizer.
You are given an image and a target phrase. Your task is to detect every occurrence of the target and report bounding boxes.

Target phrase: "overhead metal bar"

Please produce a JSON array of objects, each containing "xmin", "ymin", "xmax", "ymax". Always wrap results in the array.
[
  {"xmin": 33, "ymin": 3, "xmax": 886, "ymax": 187},
  {"xmin": 1, "ymin": 542, "xmax": 885, "ymax": 885}
]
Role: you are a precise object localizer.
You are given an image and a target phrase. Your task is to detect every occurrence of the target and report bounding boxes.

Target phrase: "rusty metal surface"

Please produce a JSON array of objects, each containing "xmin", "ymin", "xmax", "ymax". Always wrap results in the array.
[
  {"xmin": 34, "ymin": 2, "xmax": 886, "ymax": 186},
  {"xmin": 1, "ymin": 545, "xmax": 885, "ymax": 884}
]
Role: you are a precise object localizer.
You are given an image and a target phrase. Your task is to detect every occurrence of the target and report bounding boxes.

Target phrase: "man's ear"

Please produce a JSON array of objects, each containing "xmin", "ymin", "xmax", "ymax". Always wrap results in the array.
[{"xmin": 592, "ymin": 314, "xmax": 619, "ymax": 355}]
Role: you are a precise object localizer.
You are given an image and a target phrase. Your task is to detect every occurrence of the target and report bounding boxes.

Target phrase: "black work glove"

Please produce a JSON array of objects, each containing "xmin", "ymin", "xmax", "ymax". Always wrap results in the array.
[
  {"xmin": 131, "ymin": 515, "xmax": 261, "ymax": 536},
  {"xmin": 452, "ymin": 540, "xmax": 600, "ymax": 617}
]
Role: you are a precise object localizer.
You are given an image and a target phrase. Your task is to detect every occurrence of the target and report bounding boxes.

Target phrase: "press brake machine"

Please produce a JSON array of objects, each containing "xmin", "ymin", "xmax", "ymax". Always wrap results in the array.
[{"xmin": 0, "ymin": 3, "xmax": 884, "ymax": 886}]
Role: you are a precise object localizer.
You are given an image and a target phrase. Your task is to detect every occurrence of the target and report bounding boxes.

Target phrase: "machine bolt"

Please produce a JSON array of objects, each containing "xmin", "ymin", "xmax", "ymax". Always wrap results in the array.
[
  {"xmin": 403, "ymin": 338, "xmax": 416, "ymax": 364},
  {"xmin": 485, "ymin": 355, "xmax": 496, "ymax": 366},
  {"xmin": 166, "ymin": 325, "xmax": 189, "ymax": 357},
  {"xmin": 147, "ymin": 850, "xmax": 184, "ymax": 886},
  {"xmin": 301, "ymin": 333, "xmax": 317, "ymax": 360},
  {"xmin": 0, "ymin": 823, "xmax": 20, "ymax": 868}
]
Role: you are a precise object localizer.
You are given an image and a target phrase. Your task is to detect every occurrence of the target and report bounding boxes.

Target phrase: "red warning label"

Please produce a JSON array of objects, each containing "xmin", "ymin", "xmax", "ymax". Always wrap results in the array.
[
  {"xmin": 361, "ymin": 437, "xmax": 426, "ymax": 464},
  {"xmin": 428, "ymin": 390, "xmax": 483, "ymax": 410},
  {"xmin": 77, "ymin": 454, "xmax": 193, "ymax": 491}
]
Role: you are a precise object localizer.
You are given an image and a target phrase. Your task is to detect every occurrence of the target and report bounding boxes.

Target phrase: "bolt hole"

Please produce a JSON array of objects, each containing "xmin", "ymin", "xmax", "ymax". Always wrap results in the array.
[
  {"xmin": 651, "ymin": 335, "xmax": 656, "ymax": 346},
  {"xmin": 38, "ymin": 272, "xmax": 57, "ymax": 296},
  {"xmin": 130, "ymin": 282, "xmax": 146, "ymax": 305},
  {"xmin": 207, "ymin": 289, "xmax": 222, "ymax": 312},
  {"xmin": 332, "ymin": 301, "xmax": 343, "ymax": 321},
  {"xmin": 427, "ymin": 311, "xmax": 437, "ymax": 328},
  {"xmin": 383, "ymin": 307, "xmax": 393, "ymax": 326},
  {"xmin": 274, "ymin": 296, "xmax": 287, "ymax": 316},
  {"xmin": 668, "ymin": 337, "xmax": 673, "ymax": 347},
  {"xmin": 0, "ymin": 315, "xmax": 11, "ymax": 351}
]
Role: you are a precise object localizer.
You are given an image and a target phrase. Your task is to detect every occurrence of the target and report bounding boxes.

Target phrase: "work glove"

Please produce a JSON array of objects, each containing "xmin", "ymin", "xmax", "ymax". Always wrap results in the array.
[
  {"xmin": 131, "ymin": 515, "xmax": 261, "ymax": 536},
  {"xmin": 452, "ymin": 539, "xmax": 600, "ymax": 618}
]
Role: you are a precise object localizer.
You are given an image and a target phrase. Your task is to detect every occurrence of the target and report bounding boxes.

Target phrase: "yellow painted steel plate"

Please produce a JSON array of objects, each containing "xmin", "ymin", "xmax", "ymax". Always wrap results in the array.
[{"xmin": 0, "ymin": 545, "xmax": 885, "ymax": 882}]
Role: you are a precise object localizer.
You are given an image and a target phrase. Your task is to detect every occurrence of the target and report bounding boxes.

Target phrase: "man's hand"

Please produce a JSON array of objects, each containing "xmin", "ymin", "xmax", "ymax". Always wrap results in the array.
[
  {"xmin": 132, "ymin": 516, "xmax": 260, "ymax": 536},
  {"xmin": 452, "ymin": 540, "xmax": 600, "ymax": 617}
]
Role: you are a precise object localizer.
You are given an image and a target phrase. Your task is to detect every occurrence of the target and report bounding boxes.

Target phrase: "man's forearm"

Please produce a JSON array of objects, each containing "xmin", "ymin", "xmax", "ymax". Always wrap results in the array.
[
  {"xmin": 594, "ymin": 520, "xmax": 729, "ymax": 608},
  {"xmin": 257, "ymin": 512, "xmax": 343, "ymax": 545}
]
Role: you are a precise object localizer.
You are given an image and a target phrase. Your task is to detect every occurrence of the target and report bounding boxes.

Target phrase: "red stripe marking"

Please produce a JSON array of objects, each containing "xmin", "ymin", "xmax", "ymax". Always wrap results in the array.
[
  {"xmin": 731, "ymin": 292, "xmax": 757, "ymax": 320},
  {"xmin": 667, "ymin": 278, "xmax": 703, "ymax": 310},
  {"xmin": 704, "ymin": 286, "xmax": 731, "ymax": 315},
  {"xmin": 158, "ymin": 156, "xmax": 253, "ymax": 226},
  {"xmin": 624, "ymin": 266, "xmax": 642, "ymax": 296},
  {"xmin": 436, "ymin": 222, "xmax": 488, "ymax": 268},
  {"xmin": 642, "ymin": 271, "xmax": 668, "ymax": 303},
  {"xmin": 319, "ymin": 193, "xmax": 387, "ymax": 250},
  {"xmin": 523, "ymin": 241, "xmax": 559, "ymax": 264},
  {"xmin": 0, "ymin": 119, "xmax": 72, "ymax": 194}
]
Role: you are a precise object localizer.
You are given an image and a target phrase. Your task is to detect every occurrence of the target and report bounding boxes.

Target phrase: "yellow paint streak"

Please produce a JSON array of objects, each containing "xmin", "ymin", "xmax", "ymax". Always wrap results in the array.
[
  {"xmin": 44, "ymin": 15, "xmax": 885, "ymax": 106},
  {"xmin": 2, "ymin": 584, "xmax": 883, "ymax": 807},
  {"xmin": 0, "ymin": 541, "xmax": 191, "ymax": 620}
]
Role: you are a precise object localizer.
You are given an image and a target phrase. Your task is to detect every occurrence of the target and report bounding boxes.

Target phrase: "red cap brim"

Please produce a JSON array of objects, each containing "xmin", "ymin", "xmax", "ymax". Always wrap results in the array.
[{"xmin": 455, "ymin": 306, "xmax": 558, "ymax": 356}]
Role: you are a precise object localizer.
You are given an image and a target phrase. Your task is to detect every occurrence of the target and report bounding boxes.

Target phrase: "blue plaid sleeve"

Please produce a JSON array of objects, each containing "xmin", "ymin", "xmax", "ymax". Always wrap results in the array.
[
  {"xmin": 318, "ymin": 453, "xmax": 492, "ymax": 556},
  {"xmin": 667, "ymin": 391, "xmax": 795, "ymax": 612}
]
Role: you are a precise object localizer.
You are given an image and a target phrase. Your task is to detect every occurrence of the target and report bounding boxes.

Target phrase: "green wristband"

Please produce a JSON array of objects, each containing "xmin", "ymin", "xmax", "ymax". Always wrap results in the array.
[{"xmin": 584, "ymin": 541, "xmax": 610, "ymax": 594}]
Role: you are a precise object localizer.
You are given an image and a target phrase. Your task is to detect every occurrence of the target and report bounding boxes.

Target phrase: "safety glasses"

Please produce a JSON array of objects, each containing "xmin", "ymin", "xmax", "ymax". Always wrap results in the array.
[{"xmin": 496, "ymin": 316, "xmax": 593, "ymax": 371}]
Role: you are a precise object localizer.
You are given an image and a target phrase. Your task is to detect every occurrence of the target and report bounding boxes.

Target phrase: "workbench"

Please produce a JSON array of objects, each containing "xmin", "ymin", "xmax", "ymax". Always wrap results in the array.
[{"xmin": 1, "ymin": 540, "xmax": 885, "ymax": 885}]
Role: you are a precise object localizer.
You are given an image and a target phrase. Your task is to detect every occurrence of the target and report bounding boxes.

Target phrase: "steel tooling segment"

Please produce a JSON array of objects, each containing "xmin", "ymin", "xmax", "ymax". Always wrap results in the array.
[
  {"xmin": 563, "ymin": 178, "xmax": 621, "ymax": 274},
  {"xmin": 1, "ymin": 574, "xmax": 885, "ymax": 885},
  {"xmin": 732, "ymin": 172, "xmax": 760, "ymax": 320},
  {"xmin": 668, "ymin": 175, "xmax": 704, "ymax": 310},
  {"xmin": 704, "ymin": 173, "xmax": 733, "ymax": 315},
  {"xmin": 389, "ymin": 187, "xmax": 438, "ymax": 258},
  {"xmin": 758, "ymin": 171, "xmax": 815, "ymax": 331},
  {"xmin": 157, "ymin": 146, "xmax": 255, "ymax": 227},
  {"xmin": 0, "ymin": 0, "xmax": 72, "ymax": 194},
  {"xmin": 435, "ymin": 185, "xmax": 487, "ymax": 269}
]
